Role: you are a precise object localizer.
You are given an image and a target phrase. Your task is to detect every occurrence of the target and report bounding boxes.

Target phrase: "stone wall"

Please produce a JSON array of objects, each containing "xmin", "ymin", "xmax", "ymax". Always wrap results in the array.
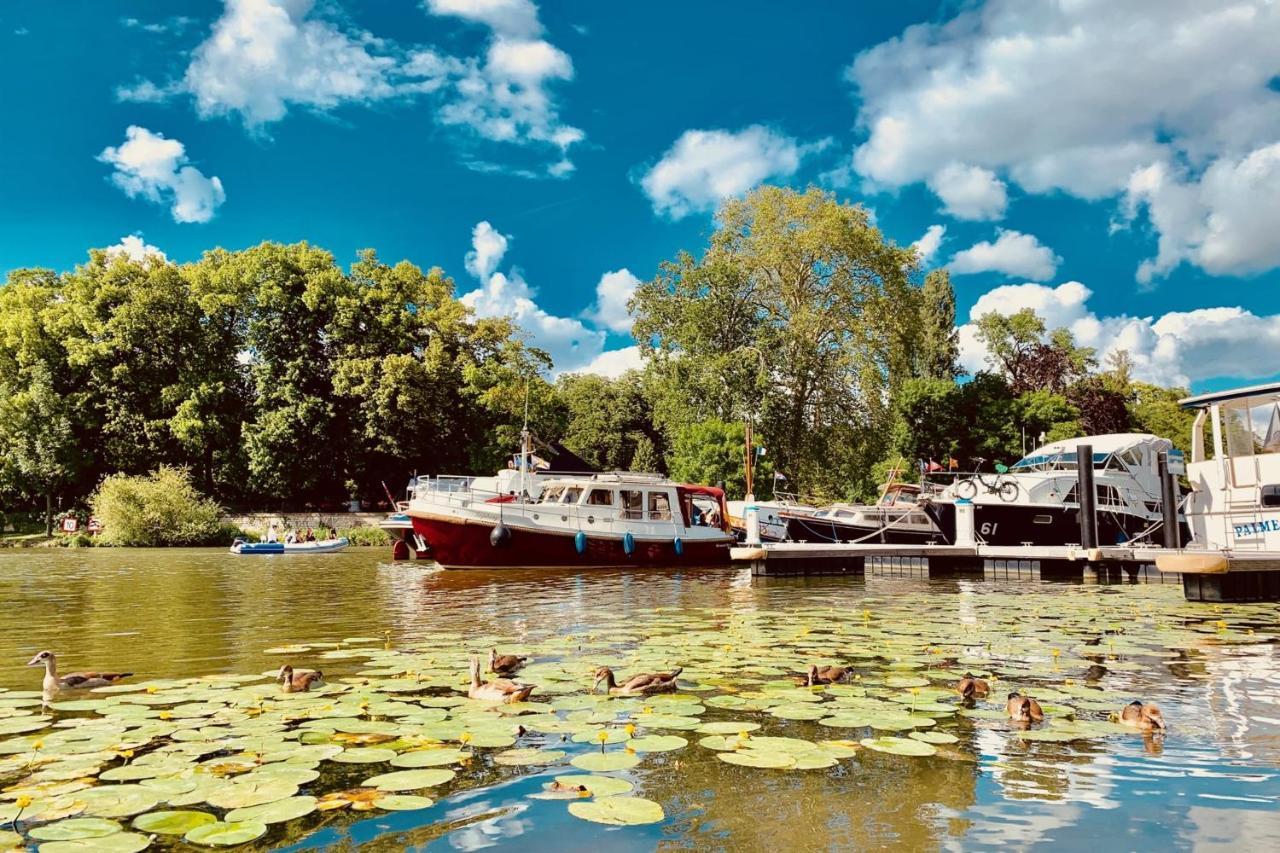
[{"xmin": 219, "ymin": 512, "xmax": 387, "ymax": 534}]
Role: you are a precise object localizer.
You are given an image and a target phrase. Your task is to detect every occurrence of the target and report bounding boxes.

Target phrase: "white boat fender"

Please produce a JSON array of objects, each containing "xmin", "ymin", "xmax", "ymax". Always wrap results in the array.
[
  {"xmin": 575, "ymin": 530, "xmax": 587, "ymax": 554},
  {"xmin": 673, "ymin": 537, "xmax": 683, "ymax": 556},
  {"xmin": 490, "ymin": 524, "xmax": 511, "ymax": 547},
  {"xmin": 623, "ymin": 532, "xmax": 635, "ymax": 556}
]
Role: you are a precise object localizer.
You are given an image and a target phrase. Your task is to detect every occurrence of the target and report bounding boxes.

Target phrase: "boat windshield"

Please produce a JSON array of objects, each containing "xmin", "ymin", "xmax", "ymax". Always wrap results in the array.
[
  {"xmin": 539, "ymin": 486, "xmax": 565, "ymax": 503},
  {"xmin": 1009, "ymin": 451, "xmax": 1113, "ymax": 471}
]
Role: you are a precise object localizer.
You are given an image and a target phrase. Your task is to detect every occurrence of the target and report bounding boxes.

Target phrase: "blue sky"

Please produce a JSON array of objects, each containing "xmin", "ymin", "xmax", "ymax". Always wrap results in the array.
[{"xmin": 2, "ymin": 1, "xmax": 1279, "ymax": 391}]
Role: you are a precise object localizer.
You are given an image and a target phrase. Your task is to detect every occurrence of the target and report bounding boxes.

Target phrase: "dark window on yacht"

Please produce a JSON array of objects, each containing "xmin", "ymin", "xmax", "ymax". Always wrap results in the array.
[
  {"xmin": 620, "ymin": 490, "xmax": 643, "ymax": 519},
  {"xmin": 647, "ymin": 492, "xmax": 672, "ymax": 520},
  {"xmin": 562, "ymin": 487, "xmax": 583, "ymax": 504},
  {"xmin": 1033, "ymin": 514, "xmax": 1053, "ymax": 524},
  {"xmin": 586, "ymin": 489, "xmax": 613, "ymax": 506},
  {"xmin": 1263, "ymin": 485, "xmax": 1280, "ymax": 507}
]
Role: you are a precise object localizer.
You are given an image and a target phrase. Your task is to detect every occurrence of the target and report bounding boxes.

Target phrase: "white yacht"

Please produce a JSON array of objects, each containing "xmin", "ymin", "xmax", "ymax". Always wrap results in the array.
[
  {"xmin": 779, "ymin": 483, "xmax": 942, "ymax": 544},
  {"xmin": 921, "ymin": 434, "xmax": 1186, "ymax": 547}
]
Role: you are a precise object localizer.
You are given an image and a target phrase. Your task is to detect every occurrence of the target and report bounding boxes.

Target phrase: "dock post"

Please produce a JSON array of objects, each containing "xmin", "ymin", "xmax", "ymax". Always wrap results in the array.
[
  {"xmin": 954, "ymin": 498, "xmax": 975, "ymax": 546},
  {"xmin": 1158, "ymin": 451, "xmax": 1181, "ymax": 549},
  {"xmin": 1076, "ymin": 444, "xmax": 1097, "ymax": 550},
  {"xmin": 743, "ymin": 493, "xmax": 761, "ymax": 546}
]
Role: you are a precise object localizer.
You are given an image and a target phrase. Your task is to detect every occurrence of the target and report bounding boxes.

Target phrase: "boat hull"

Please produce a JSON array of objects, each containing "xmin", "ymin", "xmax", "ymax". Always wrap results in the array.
[
  {"xmin": 409, "ymin": 514, "xmax": 733, "ymax": 569},
  {"xmin": 926, "ymin": 502, "xmax": 1188, "ymax": 546},
  {"xmin": 783, "ymin": 515, "xmax": 943, "ymax": 544},
  {"xmin": 231, "ymin": 538, "xmax": 350, "ymax": 555}
]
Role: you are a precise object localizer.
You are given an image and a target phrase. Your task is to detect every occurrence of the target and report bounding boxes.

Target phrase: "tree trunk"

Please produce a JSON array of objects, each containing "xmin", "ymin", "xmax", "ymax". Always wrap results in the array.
[{"xmin": 44, "ymin": 491, "xmax": 53, "ymax": 538}]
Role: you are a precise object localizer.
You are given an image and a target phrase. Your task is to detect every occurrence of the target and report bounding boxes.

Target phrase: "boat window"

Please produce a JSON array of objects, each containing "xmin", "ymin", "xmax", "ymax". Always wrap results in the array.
[
  {"xmin": 540, "ymin": 486, "xmax": 564, "ymax": 503},
  {"xmin": 835, "ymin": 510, "xmax": 855, "ymax": 519},
  {"xmin": 1223, "ymin": 403, "xmax": 1259, "ymax": 458},
  {"xmin": 1033, "ymin": 514, "xmax": 1053, "ymax": 524},
  {"xmin": 647, "ymin": 491, "xmax": 672, "ymax": 521},
  {"xmin": 586, "ymin": 488, "xmax": 614, "ymax": 506},
  {"xmin": 561, "ymin": 487, "xmax": 584, "ymax": 504},
  {"xmin": 620, "ymin": 490, "xmax": 643, "ymax": 520}
]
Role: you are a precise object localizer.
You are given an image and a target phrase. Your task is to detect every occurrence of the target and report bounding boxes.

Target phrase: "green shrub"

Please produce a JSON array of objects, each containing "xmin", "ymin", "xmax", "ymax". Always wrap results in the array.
[
  {"xmin": 91, "ymin": 467, "xmax": 225, "ymax": 547},
  {"xmin": 339, "ymin": 526, "xmax": 392, "ymax": 547},
  {"xmin": 62, "ymin": 532, "xmax": 94, "ymax": 548}
]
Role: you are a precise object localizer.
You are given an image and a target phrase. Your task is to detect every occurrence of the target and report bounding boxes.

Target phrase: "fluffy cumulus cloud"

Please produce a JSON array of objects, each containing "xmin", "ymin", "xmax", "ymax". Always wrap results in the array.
[
  {"xmin": 638, "ymin": 126, "xmax": 810, "ymax": 219},
  {"xmin": 847, "ymin": 0, "xmax": 1280, "ymax": 281},
  {"xmin": 948, "ymin": 230, "xmax": 1060, "ymax": 281},
  {"xmin": 121, "ymin": 0, "xmax": 582, "ymax": 174},
  {"xmin": 911, "ymin": 224, "xmax": 946, "ymax": 265},
  {"xmin": 926, "ymin": 163, "xmax": 1007, "ymax": 221},
  {"xmin": 957, "ymin": 281, "xmax": 1280, "ymax": 387},
  {"xmin": 98, "ymin": 126, "xmax": 226, "ymax": 223},
  {"xmin": 463, "ymin": 220, "xmax": 509, "ymax": 281},
  {"xmin": 573, "ymin": 345, "xmax": 645, "ymax": 379},
  {"xmin": 586, "ymin": 269, "xmax": 641, "ymax": 334},
  {"xmin": 102, "ymin": 234, "xmax": 168, "ymax": 263}
]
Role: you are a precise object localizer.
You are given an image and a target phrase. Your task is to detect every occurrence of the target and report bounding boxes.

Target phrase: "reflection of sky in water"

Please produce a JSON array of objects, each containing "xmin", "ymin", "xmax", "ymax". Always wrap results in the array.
[{"xmin": 1, "ymin": 551, "xmax": 1278, "ymax": 850}]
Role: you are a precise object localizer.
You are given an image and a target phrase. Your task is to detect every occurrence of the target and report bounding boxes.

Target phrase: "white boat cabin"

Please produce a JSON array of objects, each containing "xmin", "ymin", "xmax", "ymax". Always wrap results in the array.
[
  {"xmin": 533, "ymin": 475, "xmax": 730, "ymax": 538},
  {"xmin": 1182, "ymin": 382, "xmax": 1280, "ymax": 550}
]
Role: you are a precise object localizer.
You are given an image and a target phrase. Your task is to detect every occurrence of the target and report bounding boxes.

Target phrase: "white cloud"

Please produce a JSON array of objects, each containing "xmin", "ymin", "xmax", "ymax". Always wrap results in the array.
[
  {"xmin": 586, "ymin": 269, "xmax": 640, "ymax": 334},
  {"xmin": 927, "ymin": 163, "xmax": 1007, "ymax": 221},
  {"xmin": 98, "ymin": 126, "xmax": 226, "ymax": 224},
  {"xmin": 102, "ymin": 234, "xmax": 168, "ymax": 263},
  {"xmin": 572, "ymin": 346, "xmax": 645, "ymax": 379},
  {"xmin": 638, "ymin": 125, "xmax": 807, "ymax": 219},
  {"xmin": 426, "ymin": 0, "xmax": 542, "ymax": 38},
  {"xmin": 847, "ymin": 0, "xmax": 1280, "ymax": 281},
  {"xmin": 459, "ymin": 221, "xmax": 605, "ymax": 373},
  {"xmin": 956, "ymin": 281, "xmax": 1280, "ymax": 387},
  {"xmin": 911, "ymin": 224, "xmax": 946, "ymax": 265},
  {"xmin": 949, "ymin": 229, "xmax": 1060, "ymax": 281}
]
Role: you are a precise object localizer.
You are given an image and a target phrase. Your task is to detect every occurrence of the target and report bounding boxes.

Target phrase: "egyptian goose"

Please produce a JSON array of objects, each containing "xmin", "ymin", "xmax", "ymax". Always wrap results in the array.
[
  {"xmin": 806, "ymin": 664, "xmax": 852, "ymax": 686},
  {"xmin": 489, "ymin": 648, "xmax": 527, "ymax": 676},
  {"xmin": 278, "ymin": 664, "xmax": 325, "ymax": 693},
  {"xmin": 27, "ymin": 651, "xmax": 131, "ymax": 693},
  {"xmin": 956, "ymin": 672, "xmax": 990, "ymax": 699},
  {"xmin": 1005, "ymin": 692, "xmax": 1044, "ymax": 723},
  {"xmin": 468, "ymin": 656, "xmax": 535, "ymax": 703},
  {"xmin": 1119, "ymin": 701, "xmax": 1166, "ymax": 731},
  {"xmin": 592, "ymin": 666, "xmax": 681, "ymax": 696}
]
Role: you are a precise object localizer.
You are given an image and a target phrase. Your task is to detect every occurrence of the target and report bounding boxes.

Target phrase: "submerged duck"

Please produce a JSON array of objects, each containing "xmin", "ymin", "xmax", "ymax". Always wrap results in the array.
[
  {"xmin": 806, "ymin": 665, "xmax": 852, "ymax": 686},
  {"xmin": 278, "ymin": 664, "xmax": 325, "ymax": 693},
  {"xmin": 489, "ymin": 648, "xmax": 527, "ymax": 676},
  {"xmin": 1120, "ymin": 700, "xmax": 1166, "ymax": 731},
  {"xmin": 469, "ymin": 656, "xmax": 536, "ymax": 703},
  {"xmin": 1005, "ymin": 692, "xmax": 1045, "ymax": 723},
  {"xmin": 27, "ymin": 650, "xmax": 131, "ymax": 693},
  {"xmin": 592, "ymin": 666, "xmax": 681, "ymax": 696},
  {"xmin": 956, "ymin": 672, "xmax": 990, "ymax": 699}
]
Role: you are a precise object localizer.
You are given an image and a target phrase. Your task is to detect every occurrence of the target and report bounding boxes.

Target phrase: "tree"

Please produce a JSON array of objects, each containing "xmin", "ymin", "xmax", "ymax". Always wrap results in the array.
[
  {"xmin": 1016, "ymin": 390, "xmax": 1082, "ymax": 447},
  {"xmin": 1129, "ymin": 382, "xmax": 1196, "ymax": 450},
  {"xmin": 630, "ymin": 434, "xmax": 662, "ymax": 474},
  {"xmin": 633, "ymin": 186, "xmax": 921, "ymax": 499},
  {"xmin": 917, "ymin": 270, "xmax": 959, "ymax": 379},
  {"xmin": 887, "ymin": 377, "xmax": 962, "ymax": 465},
  {"xmin": 667, "ymin": 419, "xmax": 771, "ymax": 500},
  {"xmin": 1067, "ymin": 377, "xmax": 1132, "ymax": 436},
  {"xmin": 975, "ymin": 310, "xmax": 1094, "ymax": 393},
  {"xmin": 557, "ymin": 371, "xmax": 658, "ymax": 472}
]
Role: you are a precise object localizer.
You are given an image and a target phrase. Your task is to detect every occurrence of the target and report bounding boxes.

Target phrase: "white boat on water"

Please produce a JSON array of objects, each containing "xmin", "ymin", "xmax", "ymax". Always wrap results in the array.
[
  {"xmin": 230, "ymin": 538, "xmax": 350, "ymax": 555},
  {"xmin": 779, "ymin": 483, "xmax": 942, "ymax": 544}
]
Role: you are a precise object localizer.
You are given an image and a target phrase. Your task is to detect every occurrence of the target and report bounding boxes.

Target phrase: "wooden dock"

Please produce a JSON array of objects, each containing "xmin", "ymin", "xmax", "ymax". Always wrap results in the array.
[{"xmin": 731, "ymin": 542, "xmax": 1280, "ymax": 602}]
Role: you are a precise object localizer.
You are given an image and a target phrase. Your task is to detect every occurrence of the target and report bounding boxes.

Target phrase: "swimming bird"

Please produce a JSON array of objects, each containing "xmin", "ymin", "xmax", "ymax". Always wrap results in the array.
[
  {"xmin": 27, "ymin": 651, "xmax": 131, "ymax": 693},
  {"xmin": 277, "ymin": 664, "xmax": 325, "ymax": 693},
  {"xmin": 1119, "ymin": 700, "xmax": 1166, "ymax": 731},
  {"xmin": 1005, "ymin": 692, "xmax": 1044, "ymax": 723},
  {"xmin": 468, "ymin": 656, "xmax": 536, "ymax": 703},
  {"xmin": 592, "ymin": 666, "xmax": 681, "ymax": 696},
  {"xmin": 956, "ymin": 672, "xmax": 990, "ymax": 699},
  {"xmin": 489, "ymin": 648, "xmax": 527, "ymax": 676},
  {"xmin": 806, "ymin": 664, "xmax": 852, "ymax": 686}
]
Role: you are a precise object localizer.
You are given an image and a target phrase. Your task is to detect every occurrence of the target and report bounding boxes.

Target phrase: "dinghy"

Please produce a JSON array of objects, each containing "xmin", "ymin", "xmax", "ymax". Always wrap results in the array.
[{"xmin": 230, "ymin": 537, "xmax": 350, "ymax": 555}]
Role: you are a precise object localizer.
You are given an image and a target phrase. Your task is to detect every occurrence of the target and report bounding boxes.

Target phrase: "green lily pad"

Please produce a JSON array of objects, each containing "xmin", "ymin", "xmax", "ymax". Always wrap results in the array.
[
  {"xmin": 909, "ymin": 730, "xmax": 959, "ymax": 744},
  {"xmin": 568, "ymin": 796, "xmax": 665, "ymax": 826},
  {"xmin": 570, "ymin": 728, "xmax": 631, "ymax": 745},
  {"xmin": 36, "ymin": 832, "xmax": 152, "ymax": 853},
  {"xmin": 695, "ymin": 721, "xmax": 760, "ymax": 735},
  {"xmin": 362, "ymin": 768, "xmax": 456, "ymax": 791},
  {"xmin": 75, "ymin": 786, "xmax": 161, "ymax": 818},
  {"xmin": 493, "ymin": 748, "xmax": 568, "ymax": 766},
  {"xmin": 389, "ymin": 748, "xmax": 466, "ymax": 768},
  {"xmin": 373, "ymin": 794, "xmax": 435, "ymax": 811},
  {"xmin": 331, "ymin": 747, "xmax": 397, "ymax": 764},
  {"xmin": 204, "ymin": 778, "xmax": 297, "ymax": 810},
  {"xmin": 225, "ymin": 796, "xmax": 318, "ymax": 824},
  {"xmin": 131, "ymin": 811, "xmax": 217, "ymax": 835},
  {"xmin": 183, "ymin": 820, "xmax": 267, "ymax": 847},
  {"xmin": 627, "ymin": 735, "xmax": 687, "ymax": 753},
  {"xmin": 568, "ymin": 751, "xmax": 640, "ymax": 771},
  {"xmin": 860, "ymin": 736, "xmax": 937, "ymax": 756},
  {"xmin": 28, "ymin": 818, "xmax": 123, "ymax": 841},
  {"xmin": 717, "ymin": 749, "xmax": 795, "ymax": 769}
]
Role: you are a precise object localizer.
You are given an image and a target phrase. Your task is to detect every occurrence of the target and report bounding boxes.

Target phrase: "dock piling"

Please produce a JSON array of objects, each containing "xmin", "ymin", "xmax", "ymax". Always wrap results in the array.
[{"xmin": 1076, "ymin": 443, "xmax": 1098, "ymax": 550}]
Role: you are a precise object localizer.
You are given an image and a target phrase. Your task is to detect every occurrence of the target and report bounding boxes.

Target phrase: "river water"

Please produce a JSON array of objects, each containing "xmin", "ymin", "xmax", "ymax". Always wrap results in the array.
[{"xmin": 1, "ymin": 549, "xmax": 1278, "ymax": 851}]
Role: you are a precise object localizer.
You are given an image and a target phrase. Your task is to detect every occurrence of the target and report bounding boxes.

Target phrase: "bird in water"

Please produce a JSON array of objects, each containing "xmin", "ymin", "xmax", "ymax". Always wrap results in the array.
[
  {"xmin": 1119, "ymin": 700, "xmax": 1166, "ymax": 731},
  {"xmin": 1084, "ymin": 663, "xmax": 1108, "ymax": 681},
  {"xmin": 1005, "ymin": 692, "xmax": 1044, "ymax": 723},
  {"xmin": 489, "ymin": 648, "xmax": 527, "ymax": 676},
  {"xmin": 805, "ymin": 665, "xmax": 852, "ymax": 686},
  {"xmin": 278, "ymin": 664, "xmax": 325, "ymax": 693},
  {"xmin": 592, "ymin": 666, "xmax": 681, "ymax": 696},
  {"xmin": 27, "ymin": 651, "xmax": 131, "ymax": 696},
  {"xmin": 955, "ymin": 672, "xmax": 990, "ymax": 699},
  {"xmin": 468, "ymin": 656, "xmax": 536, "ymax": 703}
]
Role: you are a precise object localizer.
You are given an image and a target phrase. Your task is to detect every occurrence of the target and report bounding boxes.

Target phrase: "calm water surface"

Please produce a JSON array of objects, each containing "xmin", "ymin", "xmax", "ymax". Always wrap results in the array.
[{"xmin": 2, "ymin": 549, "xmax": 1279, "ymax": 851}]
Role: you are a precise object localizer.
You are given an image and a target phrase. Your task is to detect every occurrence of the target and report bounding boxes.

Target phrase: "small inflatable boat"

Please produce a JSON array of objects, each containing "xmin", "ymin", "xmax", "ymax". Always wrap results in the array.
[{"xmin": 230, "ymin": 537, "xmax": 350, "ymax": 555}]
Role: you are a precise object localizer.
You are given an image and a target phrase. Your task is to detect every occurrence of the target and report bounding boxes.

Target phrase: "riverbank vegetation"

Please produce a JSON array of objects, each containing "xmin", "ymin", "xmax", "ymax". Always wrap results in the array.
[{"xmin": 0, "ymin": 187, "xmax": 1195, "ymax": 528}]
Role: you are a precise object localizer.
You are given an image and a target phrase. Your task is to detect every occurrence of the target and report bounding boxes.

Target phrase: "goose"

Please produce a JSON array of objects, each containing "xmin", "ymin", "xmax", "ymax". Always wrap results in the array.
[
  {"xmin": 27, "ymin": 651, "xmax": 131, "ymax": 693},
  {"xmin": 468, "ymin": 656, "xmax": 535, "ymax": 703},
  {"xmin": 1005, "ymin": 692, "xmax": 1044, "ymax": 723},
  {"xmin": 277, "ymin": 664, "xmax": 325, "ymax": 693},
  {"xmin": 806, "ymin": 664, "xmax": 852, "ymax": 686},
  {"xmin": 1119, "ymin": 700, "xmax": 1166, "ymax": 731},
  {"xmin": 489, "ymin": 648, "xmax": 527, "ymax": 676},
  {"xmin": 592, "ymin": 666, "xmax": 681, "ymax": 696},
  {"xmin": 956, "ymin": 672, "xmax": 990, "ymax": 699}
]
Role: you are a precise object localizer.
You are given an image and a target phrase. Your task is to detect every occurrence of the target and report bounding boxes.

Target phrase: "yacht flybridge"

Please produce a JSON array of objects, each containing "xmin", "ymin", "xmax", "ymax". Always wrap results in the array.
[{"xmin": 922, "ymin": 434, "xmax": 1186, "ymax": 547}]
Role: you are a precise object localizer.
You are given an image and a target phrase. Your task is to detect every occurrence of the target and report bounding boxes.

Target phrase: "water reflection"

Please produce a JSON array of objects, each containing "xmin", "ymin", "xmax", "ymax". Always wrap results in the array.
[{"xmin": 0, "ymin": 550, "xmax": 1278, "ymax": 850}]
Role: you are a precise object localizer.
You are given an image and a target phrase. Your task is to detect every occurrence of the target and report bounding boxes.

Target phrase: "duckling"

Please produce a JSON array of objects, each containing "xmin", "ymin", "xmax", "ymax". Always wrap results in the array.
[
  {"xmin": 955, "ymin": 672, "xmax": 990, "ymax": 699},
  {"xmin": 27, "ymin": 651, "xmax": 131, "ymax": 693},
  {"xmin": 1005, "ymin": 692, "xmax": 1044, "ymax": 723},
  {"xmin": 489, "ymin": 648, "xmax": 527, "ymax": 676},
  {"xmin": 1119, "ymin": 700, "xmax": 1166, "ymax": 731},
  {"xmin": 1084, "ymin": 664, "xmax": 1108, "ymax": 681},
  {"xmin": 468, "ymin": 656, "xmax": 535, "ymax": 703},
  {"xmin": 806, "ymin": 664, "xmax": 852, "ymax": 686},
  {"xmin": 592, "ymin": 666, "xmax": 681, "ymax": 696},
  {"xmin": 277, "ymin": 664, "xmax": 325, "ymax": 693}
]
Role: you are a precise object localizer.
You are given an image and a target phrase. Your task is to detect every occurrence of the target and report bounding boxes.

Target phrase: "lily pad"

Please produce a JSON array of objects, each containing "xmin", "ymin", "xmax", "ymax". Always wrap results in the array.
[
  {"xmin": 717, "ymin": 749, "xmax": 795, "ymax": 769},
  {"xmin": 389, "ymin": 748, "xmax": 466, "ymax": 768},
  {"xmin": 568, "ymin": 796, "xmax": 665, "ymax": 826},
  {"xmin": 204, "ymin": 778, "xmax": 297, "ymax": 810},
  {"xmin": 183, "ymin": 820, "xmax": 267, "ymax": 847},
  {"xmin": 909, "ymin": 731, "xmax": 959, "ymax": 744},
  {"xmin": 36, "ymin": 832, "xmax": 152, "ymax": 853},
  {"xmin": 131, "ymin": 811, "xmax": 217, "ymax": 835},
  {"xmin": 493, "ymin": 748, "xmax": 568, "ymax": 766},
  {"xmin": 859, "ymin": 736, "xmax": 937, "ymax": 756},
  {"xmin": 695, "ymin": 721, "xmax": 760, "ymax": 735},
  {"xmin": 28, "ymin": 818, "xmax": 123, "ymax": 841},
  {"xmin": 225, "ymin": 796, "xmax": 318, "ymax": 824},
  {"xmin": 626, "ymin": 735, "xmax": 687, "ymax": 753},
  {"xmin": 74, "ymin": 786, "xmax": 161, "ymax": 818},
  {"xmin": 362, "ymin": 768, "xmax": 456, "ymax": 791},
  {"xmin": 331, "ymin": 747, "xmax": 397, "ymax": 764}
]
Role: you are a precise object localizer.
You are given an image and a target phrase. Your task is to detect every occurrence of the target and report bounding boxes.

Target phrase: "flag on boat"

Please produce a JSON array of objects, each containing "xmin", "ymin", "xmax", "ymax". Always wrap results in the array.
[{"xmin": 926, "ymin": 459, "xmax": 944, "ymax": 472}]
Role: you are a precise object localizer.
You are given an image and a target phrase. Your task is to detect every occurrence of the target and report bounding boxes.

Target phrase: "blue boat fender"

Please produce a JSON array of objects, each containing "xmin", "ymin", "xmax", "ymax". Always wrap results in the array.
[
  {"xmin": 575, "ymin": 530, "xmax": 587, "ymax": 554},
  {"xmin": 673, "ymin": 537, "xmax": 683, "ymax": 556},
  {"xmin": 623, "ymin": 532, "xmax": 635, "ymax": 556}
]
